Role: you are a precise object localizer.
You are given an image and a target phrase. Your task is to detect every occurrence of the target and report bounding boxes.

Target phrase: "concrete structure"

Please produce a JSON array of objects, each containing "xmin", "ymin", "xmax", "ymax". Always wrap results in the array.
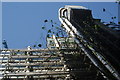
[
  {"xmin": 0, "ymin": 49, "xmax": 70, "ymax": 80},
  {"xmin": 1, "ymin": 5, "xmax": 119, "ymax": 80},
  {"xmin": 59, "ymin": 5, "xmax": 120, "ymax": 80},
  {"xmin": 0, "ymin": 36, "xmax": 105, "ymax": 80},
  {"xmin": 0, "ymin": 47, "xmax": 104, "ymax": 80}
]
